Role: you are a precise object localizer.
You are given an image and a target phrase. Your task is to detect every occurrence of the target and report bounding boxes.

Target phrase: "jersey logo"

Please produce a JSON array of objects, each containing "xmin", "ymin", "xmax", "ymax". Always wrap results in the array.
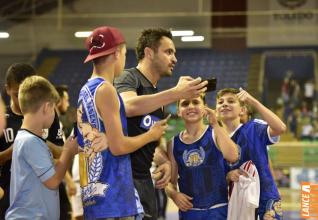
[
  {"xmin": 56, "ymin": 128, "xmax": 64, "ymax": 141},
  {"xmin": 140, "ymin": 115, "xmax": 160, "ymax": 130},
  {"xmin": 77, "ymin": 99, "xmax": 109, "ymax": 202},
  {"xmin": 80, "ymin": 152, "xmax": 109, "ymax": 202},
  {"xmin": 183, "ymin": 147, "xmax": 205, "ymax": 167}
]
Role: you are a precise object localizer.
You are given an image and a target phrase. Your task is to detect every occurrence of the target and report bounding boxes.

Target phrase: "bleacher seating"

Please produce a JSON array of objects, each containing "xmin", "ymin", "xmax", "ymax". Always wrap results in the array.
[{"xmin": 35, "ymin": 48, "xmax": 251, "ymax": 107}]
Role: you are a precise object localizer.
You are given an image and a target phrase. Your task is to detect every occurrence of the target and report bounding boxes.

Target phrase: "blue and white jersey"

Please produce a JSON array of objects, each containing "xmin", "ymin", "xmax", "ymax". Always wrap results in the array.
[
  {"xmin": 77, "ymin": 77, "xmax": 140, "ymax": 219},
  {"xmin": 173, "ymin": 126, "xmax": 228, "ymax": 209},
  {"xmin": 226, "ymin": 119, "xmax": 280, "ymax": 206}
]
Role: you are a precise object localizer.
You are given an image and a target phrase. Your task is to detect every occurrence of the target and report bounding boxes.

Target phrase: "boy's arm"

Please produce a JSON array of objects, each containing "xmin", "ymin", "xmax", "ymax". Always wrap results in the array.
[
  {"xmin": 0, "ymin": 145, "xmax": 13, "ymax": 164},
  {"xmin": 153, "ymin": 139, "xmax": 169, "ymax": 165},
  {"xmin": 165, "ymin": 140, "xmax": 178, "ymax": 198},
  {"xmin": 0, "ymin": 186, "xmax": 3, "ymax": 199},
  {"xmin": 152, "ymin": 143, "xmax": 171, "ymax": 189},
  {"xmin": 237, "ymin": 89, "xmax": 286, "ymax": 137},
  {"xmin": 43, "ymin": 137, "xmax": 78, "ymax": 189},
  {"xmin": 165, "ymin": 140, "xmax": 193, "ymax": 211},
  {"xmin": 206, "ymin": 107, "xmax": 239, "ymax": 163},
  {"xmin": 0, "ymin": 98, "xmax": 6, "ymax": 132},
  {"xmin": 47, "ymin": 141, "xmax": 63, "ymax": 158},
  {"xmin": 64, "ymin": 170, "xmax": 77, "ymax": 196},
  {"xmin": 118, "ymin": 76, "xmax": 207, "ymax": 117},
  {"xmin": 96, "ymin": 83, "xmax": 167, "ymax": 156}
]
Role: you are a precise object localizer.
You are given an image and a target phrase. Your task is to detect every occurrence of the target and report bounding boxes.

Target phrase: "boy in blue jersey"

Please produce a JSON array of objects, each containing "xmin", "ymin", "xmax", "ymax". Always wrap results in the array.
[
  {"xmin": 216, "ymin": 88, "xmax": 286, "ymax": 220},
  {"xmin": 165, "ymin": 94, "xmax": 238, "ymax": 220},
  {"xmin": 77, "ymin": 26, "xmax": 168, "ymax": 220},
  {"xmin": 5, "ymin": 76, "xmax": 78, "ymax": 219}
]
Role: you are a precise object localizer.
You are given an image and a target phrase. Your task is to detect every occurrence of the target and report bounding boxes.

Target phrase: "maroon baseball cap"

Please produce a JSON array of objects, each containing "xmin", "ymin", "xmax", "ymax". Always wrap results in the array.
[{"xmin": 84, "ymin": 26, "xmax": 125, "ymax": 63}]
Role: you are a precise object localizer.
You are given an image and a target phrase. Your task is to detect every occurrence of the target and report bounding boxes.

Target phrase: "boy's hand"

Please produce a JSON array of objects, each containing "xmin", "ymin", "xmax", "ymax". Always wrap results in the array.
[
  {"xmin": 226, "ymin": 169, "xmax": 248, "ymax": 182},
  {"xmin": 91, "ymin": 131, "xmax": 108, "ymax": 153},
  {"xmin": 205, "ymin": 107, "xmax": 218, "ymax": 126},
  {"xmin": 149, "ymin": 115, "xmax": 171, "ymax": 141},
  {"xmin": 152, "ymin": 161, "xmax": 171, "ymax": 189},
  {"xmin": 64, "ymin": 136, "xmax": 79, "ymax": 156},
  {"xmin": 83, "ymin": 131, "xmax": 108, "ymax": 164},
  {"xmin": 236, "ymin": 88, "xmax": 256, "ymax": 104},
  {"xmin": 174, "ymin": 76, "xmax": 207, "ymax": 99},
  {"xmin": 172, "ymin": 192, "xmax": 193, "ymax": 212}
]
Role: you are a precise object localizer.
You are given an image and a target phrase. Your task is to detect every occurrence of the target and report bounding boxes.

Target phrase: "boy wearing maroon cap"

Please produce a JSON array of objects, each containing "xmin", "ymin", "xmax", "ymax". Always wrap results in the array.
[{"xmin": 77, "ymin": 26, "xmax": 168, "ymax": 220}]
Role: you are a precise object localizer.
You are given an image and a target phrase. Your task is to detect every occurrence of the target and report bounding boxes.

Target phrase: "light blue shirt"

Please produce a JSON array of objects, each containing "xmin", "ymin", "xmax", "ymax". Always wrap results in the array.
[{"xmin": 5, "ymin": 129, "xmax": 59, "ymax": 220}]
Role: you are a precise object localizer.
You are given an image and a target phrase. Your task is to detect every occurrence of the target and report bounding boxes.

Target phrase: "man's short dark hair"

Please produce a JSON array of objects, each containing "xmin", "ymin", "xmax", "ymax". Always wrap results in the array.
[
  {"xmin": 5, "ymin": 63, "xmax": 36, "ymax": 87},
  {"xmin": 55, "ymin": 85, "xmax": 68, "ymax": 99},
  {"xmin": 135, "ymin": 28, "xmax": 173, "ymax": 62}
]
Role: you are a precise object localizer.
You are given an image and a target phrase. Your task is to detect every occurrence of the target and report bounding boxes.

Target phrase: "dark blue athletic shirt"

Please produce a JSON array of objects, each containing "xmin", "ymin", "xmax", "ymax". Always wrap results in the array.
[{"xmin": 173, "ymin": 126, "xmax": 228, "ymax": 209}]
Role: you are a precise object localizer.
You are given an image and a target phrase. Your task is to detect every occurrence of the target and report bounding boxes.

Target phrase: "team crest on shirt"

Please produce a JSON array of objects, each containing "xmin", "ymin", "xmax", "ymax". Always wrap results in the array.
[
  {"xmin": 183, "ymin": 147, "xmax": 205, "ymax": 167},
  {"xmin": 77, "ymin": 98, "xmax": 109, "ymax": 202},
  {"xmin": 81, "ymin": 152, "xmax": 109, "ymax": 203}
]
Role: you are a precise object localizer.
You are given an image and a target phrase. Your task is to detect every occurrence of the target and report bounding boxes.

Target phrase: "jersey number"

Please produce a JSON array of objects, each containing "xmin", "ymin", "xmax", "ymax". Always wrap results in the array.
[{"xmin": 3, "ymin": 128, "xmax": 14, "ymax": 143}]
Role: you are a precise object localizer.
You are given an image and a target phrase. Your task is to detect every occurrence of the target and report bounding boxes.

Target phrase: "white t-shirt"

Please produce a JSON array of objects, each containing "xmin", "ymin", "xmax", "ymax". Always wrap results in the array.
[{"xmin": 227, "ymin": 160, "xmax": 260, "ymax": 220}]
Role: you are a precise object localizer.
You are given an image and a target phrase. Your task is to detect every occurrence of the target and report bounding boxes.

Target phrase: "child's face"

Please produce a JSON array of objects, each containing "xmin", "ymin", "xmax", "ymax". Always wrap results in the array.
[
  {"xmin": 177, "ymin": 97, "xmax": 205, "ymax": 123},
  {"xmin": 216, "ymin": 93, "xmax": 242, "ymax": 121},
  {"xmin": 6, "ymin": 83, "xmax": 20, "ymax": 112}
]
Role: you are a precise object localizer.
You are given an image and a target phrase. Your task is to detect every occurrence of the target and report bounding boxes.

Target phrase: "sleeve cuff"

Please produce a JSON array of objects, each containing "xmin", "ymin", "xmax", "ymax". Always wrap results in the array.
[
  {"xmin": 267, "ymin": 126, "xmax": 280, "ymax": 144},
  {"xmin": 39, "ymin": 166, "xmax": 55, "ymax": 182}
]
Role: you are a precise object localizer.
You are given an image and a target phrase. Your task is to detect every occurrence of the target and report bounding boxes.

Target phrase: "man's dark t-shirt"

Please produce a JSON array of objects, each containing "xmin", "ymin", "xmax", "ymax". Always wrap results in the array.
[{"xmin": 115, "ymin": 67, "xmax": 164, "ymax": 179}]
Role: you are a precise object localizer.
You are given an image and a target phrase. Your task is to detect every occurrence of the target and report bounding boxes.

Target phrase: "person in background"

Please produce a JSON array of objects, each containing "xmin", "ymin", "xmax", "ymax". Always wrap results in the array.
[
  {"xmin": 0, "ymin": 63, "xmax": 37, "ymax": 218},
  {"xmin": 0, "ymin": 63, "xmax": 70, "ymax": 218},
  {"xmin": 0, "ymin": 97, "xmax": 6, "ymax": 200},
  {"xmin": 55, "ymin": 85, "xmax": 77, "ymax": 219},
  {"xmin": 5, "ymin": 75, "xmax": 78, "ymax": 219}
]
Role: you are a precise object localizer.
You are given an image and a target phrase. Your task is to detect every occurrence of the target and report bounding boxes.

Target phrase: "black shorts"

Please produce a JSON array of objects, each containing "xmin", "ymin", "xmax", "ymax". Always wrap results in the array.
[{"xmin": 134, "ymin": 178, "xmax": 157, "ymax": 220}]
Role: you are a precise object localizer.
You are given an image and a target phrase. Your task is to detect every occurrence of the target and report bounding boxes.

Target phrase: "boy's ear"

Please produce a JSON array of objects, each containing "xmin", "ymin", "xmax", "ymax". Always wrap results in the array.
[
  {"xmin": 42, "ymin": 102, "xmax": 53, "ymax": 114},
  {"xmin": 114, "ymin": 49, "xmax": 120, "ymax": 59},
  {"xmin": 42, "ymin": 102, "xmax": 49, "ymax": 114}
]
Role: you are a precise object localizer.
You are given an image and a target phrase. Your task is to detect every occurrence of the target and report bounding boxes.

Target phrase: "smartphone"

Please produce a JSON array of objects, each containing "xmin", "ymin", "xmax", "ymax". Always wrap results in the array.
[{"xmin": 203, "ymin": 77, "xmax": 217, "ymax": 92}]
